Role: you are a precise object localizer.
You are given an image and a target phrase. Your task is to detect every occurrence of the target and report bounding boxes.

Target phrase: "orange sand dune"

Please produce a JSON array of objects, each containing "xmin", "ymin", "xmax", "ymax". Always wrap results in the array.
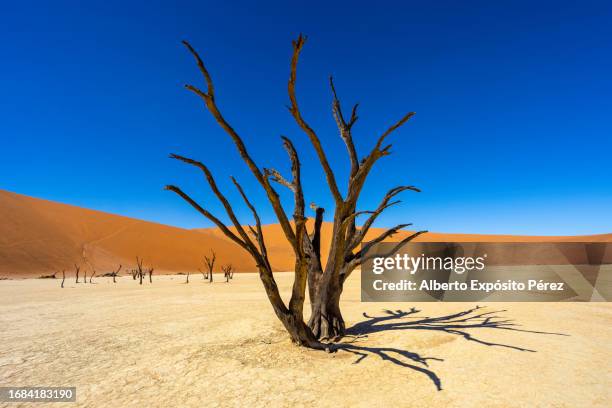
[{"xmin": 1, "ymin": 189, "xmax": 610, "ymax": 277}]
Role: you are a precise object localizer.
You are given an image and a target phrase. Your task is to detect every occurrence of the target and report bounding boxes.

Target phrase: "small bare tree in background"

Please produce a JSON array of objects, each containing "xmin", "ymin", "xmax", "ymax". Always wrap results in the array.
[
  {"xmin": 198, "ymin": 268, "xmax": 207, "ymax": 280},
  {"xmin": 89, "ymin": 269, "xmax": 96, "ymax": 284},
  {"xmin": 204, "ymin": 250, "xmax": 216, "ymax": 283},
  {"xmin": 61, "ymin": 270, "xmax": 66, "ymax": 288},
  {"xmin": 74, "ymin": 264, "xmax": 80, "ymax": 283},
  {"xmin": 185, "ymin": 270, "xmax": 190, "ymax": 284},
  {"xmin": 112, "ymin": 264, "xmax": 122, "ymax": 283},
  {"xmin": 136, "ymin": 257, "xmax": 145, "ymax": 285},
  {"xmin": 148, "ymin": 268, "xmax": 154, "ymax": 283},
  {"xmin": 222, "ymin": 264, "xmax": 233, "ymax": 282}
]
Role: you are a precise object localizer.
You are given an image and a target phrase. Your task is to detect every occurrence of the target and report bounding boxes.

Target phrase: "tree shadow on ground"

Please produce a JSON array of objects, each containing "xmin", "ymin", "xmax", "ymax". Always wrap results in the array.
[{"xmin": 334, "ymin": 306, "xmax": 568, "ymax": 391}]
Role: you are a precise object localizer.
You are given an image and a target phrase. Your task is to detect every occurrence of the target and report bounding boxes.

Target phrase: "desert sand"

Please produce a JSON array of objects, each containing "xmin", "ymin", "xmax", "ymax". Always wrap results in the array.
[
  {"xmin": 1, "ymin": 189, "xmax": 610, "ymax": 277},
  {"xmin": 0, "ymin": 273, "xmax": 610, "ymax": 407}
]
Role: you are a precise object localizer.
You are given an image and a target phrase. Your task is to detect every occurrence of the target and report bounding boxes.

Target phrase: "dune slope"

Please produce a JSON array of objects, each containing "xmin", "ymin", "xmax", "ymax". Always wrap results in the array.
[{"xmin": 1, "ymin": 189, "xmax": 610, "ymax": 277}]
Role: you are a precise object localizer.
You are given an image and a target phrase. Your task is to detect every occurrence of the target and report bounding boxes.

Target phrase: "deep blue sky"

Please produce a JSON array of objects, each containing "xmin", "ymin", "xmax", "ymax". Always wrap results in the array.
[{"xmin": 1, "ymin": 1, "xmax": 611, "ymax": 235}]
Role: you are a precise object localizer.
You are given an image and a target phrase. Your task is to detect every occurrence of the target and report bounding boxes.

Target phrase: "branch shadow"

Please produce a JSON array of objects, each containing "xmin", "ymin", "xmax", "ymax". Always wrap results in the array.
[{"xmin": 335, "ymin": 306, "xmax": 568, "ymax": 391}]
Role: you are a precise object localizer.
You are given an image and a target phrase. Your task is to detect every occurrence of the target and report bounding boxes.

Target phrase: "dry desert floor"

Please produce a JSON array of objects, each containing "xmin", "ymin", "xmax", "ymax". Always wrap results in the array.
[{"xmin": 0, "ymin": 273, "xmax": 610, "ymax": 407}]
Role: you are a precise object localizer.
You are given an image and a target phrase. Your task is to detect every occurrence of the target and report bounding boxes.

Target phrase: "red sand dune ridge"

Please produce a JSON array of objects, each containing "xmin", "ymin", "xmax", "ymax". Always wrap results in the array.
[{"xmin": 1, "ymin": 189, "xmax": 610, "ymax": 277}]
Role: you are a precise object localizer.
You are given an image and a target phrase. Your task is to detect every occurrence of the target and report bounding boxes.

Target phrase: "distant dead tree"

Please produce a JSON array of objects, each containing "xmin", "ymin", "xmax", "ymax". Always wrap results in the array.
[
  {"xmin": 148, "ymin": 268, "xmax": 154, "ymax": 283},
  {"xmin": 136, "ymin": 257, "xmax": 145, "ymax": 285},
  {"xmin": 83, "ymin": 256, "xmax": 95, "ymax": 284},
  {"xmin": 74, "ymin": 264, "xmax": 80, "ymax": 283},
  {"xmin": 167, "ymin": 35, "xmax": 424, "ymax": 347},
  {"xmin": 131, "ymin": 268, "xmax": 138, "ymax": 280},
  {"xmin": 222, "ymin": 264, "xmax": 234, "ymax": 282},
  {"xmin": 204, "ymin": 250, "xmax": 216, "ymax": 283},
  {"xmin": 61, "ymin": 270, "xmax": 65, "ymax": 288},
  {"xmin": 198, "ymin": 268, "xmax": 207, "ymax": 280},
  {"xmin": 112, "ymin": 264, "xmax": 122, "ymax": 283},
  {"xmin": 185, "ymin": 270, "xmax": 190, "ymax": 284},
  {"xmin": 39, "ymin": 272, "xmax": 56, "ymax": 279}
]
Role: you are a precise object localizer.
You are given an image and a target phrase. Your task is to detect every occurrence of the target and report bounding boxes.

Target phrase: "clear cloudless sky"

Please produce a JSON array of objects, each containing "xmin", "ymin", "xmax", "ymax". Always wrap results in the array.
[{"xmin": 1, "ymin": 0, "xmax": 611, "ymax": 235}]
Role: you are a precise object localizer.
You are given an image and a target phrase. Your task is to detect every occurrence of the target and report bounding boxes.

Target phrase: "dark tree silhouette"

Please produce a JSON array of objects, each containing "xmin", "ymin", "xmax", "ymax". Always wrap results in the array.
[
  {"xmin": 204, "ymin": 250, "xmax": 216, "ymax": 283},
  {"xmin": 74, "ymin": 264, "xmax": 80, "ymax": 284},
  {"xmin": 112, "ymin": 264, "xmax": 122, "ymax": 283},
  {"xmin": 222, "ymin": 264, "xmax": 233, "ymax": 282},
  {"xmin": 167, "ymin": 35, "xmax": 423, "ymax": 348},
  {"xmin": 136, "ymin": 257, "xmax": 145, "ymax": 285},
  {"xmin": 61, "ymin": 270, "xmax": 65, "ymax": 288}
]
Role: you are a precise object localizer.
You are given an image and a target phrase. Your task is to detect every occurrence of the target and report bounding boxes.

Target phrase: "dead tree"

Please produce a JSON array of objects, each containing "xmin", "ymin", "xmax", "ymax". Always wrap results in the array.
[
  {"xmin": 148, "ymin": 268, "xmax": 154, "ymax": 283},
  {"xmin": 222, "ymin": 264, "xmax": 233, "ymax": 282},
  {"xmin": 198, "ymin": 268, "xmax": 207, "ymax": 280},
  {"xmin": 136, "ymin": 257, "xmax": 144, "ymax": 285},
  {"xmin": 74, "ymin": 264, "xmax": 80, "ymax": 283},
  {"xmin": 112, "ymin": 264, "xmax": 122, "ymax": 283},
  {"xmin": 89, "ymin": 269, "xmax": 95, "ymax": 284},
  {"xmin": 61, "ymin": 270, "xmax": 65, "ymax": 288},
  {"xmin": 131, "ymin": 268, "xmax": 138, "ymax": 280},
  {"xmin": 185, "ymin": 270, "xmax": 190, "ymax": 284},
  {"xmin": 204, "ymin": 250, "xmax": 216, "ymax": 283},
  {"xmin": 167, "ymin": 35, "xmax": 424, "ymax": 347}
]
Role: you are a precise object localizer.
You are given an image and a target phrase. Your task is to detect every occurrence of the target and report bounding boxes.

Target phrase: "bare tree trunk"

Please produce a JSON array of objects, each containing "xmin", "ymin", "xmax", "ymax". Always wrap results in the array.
[
  {"xmin": 185, "ymin": 271, "xmax": 190, "ymax": 284},
  {"xmin": 222, "ymin": 264, "xmax": 233, "ymax": 283},
  {"xmin": 89, "ymin": 270, "xmax": 95, "ymax": 284},
  {"xmin": 112, "ymin": 264, "xmax": 122, "ymax": 283},
  {"xmin": 205, "ymin": 250, "xmax": 216, "ymax": 283},
  {"xmin": 136, "ymin": 257, "xmax": 144, "ymax": 285},
  {"xmin": 148, "ymin": 268, "xmax": 153, "ymax": 283},
  {"xmin": 61, "ymin": 270, "xmax": 65, "ymax": 288},
  {"xmin": 74, "ymin": 264, "xmax": 80, "ymax": 283}
]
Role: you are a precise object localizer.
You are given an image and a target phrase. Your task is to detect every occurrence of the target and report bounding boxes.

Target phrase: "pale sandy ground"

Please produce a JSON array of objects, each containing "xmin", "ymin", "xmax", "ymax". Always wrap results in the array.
[{"xmin": 1, "ymin": 273, "xmax": 610, "ymax": 408}]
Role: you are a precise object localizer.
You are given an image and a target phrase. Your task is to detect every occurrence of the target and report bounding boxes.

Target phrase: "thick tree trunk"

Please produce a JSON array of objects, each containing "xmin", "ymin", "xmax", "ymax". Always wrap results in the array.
[
  {"xmin": 307, "ymin": 213, "xmax": 347, "ymax": 340},
  {"xmin": 255, "ymin": 266, "xmax": 325, "ymax": 349},
  {"xmin": 308, "ymin": 282, "xmax": 344, "ymax": 339}
]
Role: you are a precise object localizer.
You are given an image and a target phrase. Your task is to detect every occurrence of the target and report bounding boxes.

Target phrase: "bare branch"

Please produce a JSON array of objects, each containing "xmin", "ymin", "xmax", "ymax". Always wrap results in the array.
[
  {"xmin": 181, "ymin": 42, "xmax": 297, "ymax": 249},
  {"xmin": 348, "ymin": 185, "xmax": 421, "ymax": 251},
  {"xmin": 170, "ymin": 153, "xmax": 256, "ymax": 252},
  {"xmin": 164, "ymin": 185, "xmax": 251, "ymax": 253},
  {"xmin": 350, "ymin": 223, "xmax": 412, "ymax": 262},
  {"xmin": 288, "ymin": 35, "xmax": 342, "ymax": 204},
  {"xmin": 182, "ymin": 40, "xmax": 215, "ymax": 98},
  {"xmin": 280, "ymin": 136, "xmax": 305, "ymax": 225},
  {"xmin": 264, "ymin": 168, "xmax": 295, "ymax": 192},
  {"xmin": 330, "ymin": 76, "xmax": 359, "ymax": 178},
  {"xmin": 345, "ymin": 112, "xmax": 416, "ymax": 207},
  {"xmin": 231, "ymin": 177, "xmax": 270, "ymax": 268},
  {"xmin": 373, "ymin": 112, "xmax": 416, "ymax": 154},
  {"xmin": 346, "ymin": 230, "xmax": 428, "ymax": 275}
]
